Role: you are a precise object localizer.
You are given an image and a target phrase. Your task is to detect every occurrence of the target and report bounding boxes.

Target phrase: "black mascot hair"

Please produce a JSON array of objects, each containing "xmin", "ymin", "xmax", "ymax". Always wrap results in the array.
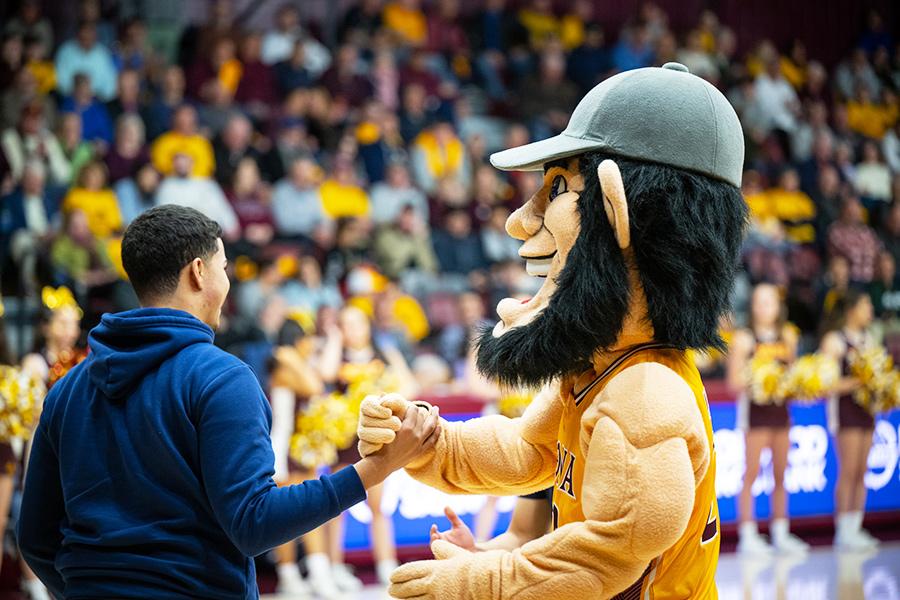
[{"xmin": 476, "ymin": 150, "xmax": 748, "ymax": 389}]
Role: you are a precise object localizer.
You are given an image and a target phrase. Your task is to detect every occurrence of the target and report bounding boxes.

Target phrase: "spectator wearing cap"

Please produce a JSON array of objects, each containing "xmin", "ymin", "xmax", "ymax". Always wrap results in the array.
[
  {"xmin": 145, "ymin": 65, "xmax": 186, "ymax": 141},
  {"xmin": 155, "ymin": 152, "xmax": 239, "ymax": 240},
  {"xmin": 150, "ymin": 104, "xmax": 215, "ymax": 178},
  {"xmin": 262, "ymin": 4, "xmax": 331, "ymax": 78},
  {"xmin": 105, "ymin": 114, "xmax": 149, "ymax": 184},
  {"xmin": 62, "ymin": 160, "xmax": 122, "ymax": 240},
  {"xmin": 373, "ymin": 204, "xmax": 437, "ymax": 279},
  {"xmin": 828, "ymin": 196, "xmax": 883, "ymax": 285},
  {"xmin": 410, "ymin": 121, "xmax": 470, "ymax": 194},
  {"xmin": 1, "ymin": 101, "xmax": 70, "ymax": 186},
  {"xmin": 55, "ymin": 21, "xmax": 118, "ymax": 102},
  {"xmin": 60, "ymin": 73, "xmax": 114, "ymax": 145},
  {"xmin": 271, "ymin": 157, "xmax": 328, "ymax": 241},
  {"xmin": 320, "ymin": 160, "xmax": 370, "ymax": 219},
  {"xmin": 369, "ymin": 162, "xmax": 428, "ymax": 226},
  {"xmin": 382, "ymin": 0, "xmax": 428, "ymax": 47}
]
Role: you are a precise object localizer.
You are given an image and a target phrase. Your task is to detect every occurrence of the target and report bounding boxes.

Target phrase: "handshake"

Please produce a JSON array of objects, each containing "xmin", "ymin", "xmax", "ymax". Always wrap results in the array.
[{"xmin": 353, "ymin": 394, "xmax": 442, "ymax": 489}]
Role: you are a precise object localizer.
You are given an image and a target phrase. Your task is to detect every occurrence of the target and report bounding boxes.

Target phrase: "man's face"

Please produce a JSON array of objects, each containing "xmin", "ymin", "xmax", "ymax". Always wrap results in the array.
[
  {"xmin": 202, "ymin": 239, "xmax": 230, "ymax": 330},
  {"xmin": 493, "ymin": 158, "xmax": 583, "ymax": 337}
]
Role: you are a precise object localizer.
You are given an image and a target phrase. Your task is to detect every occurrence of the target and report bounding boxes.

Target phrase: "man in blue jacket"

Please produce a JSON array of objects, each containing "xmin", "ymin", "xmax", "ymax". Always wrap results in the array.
[{"xmin": 18, "ymin": 204, "xmax": 439, "ymax": 598}]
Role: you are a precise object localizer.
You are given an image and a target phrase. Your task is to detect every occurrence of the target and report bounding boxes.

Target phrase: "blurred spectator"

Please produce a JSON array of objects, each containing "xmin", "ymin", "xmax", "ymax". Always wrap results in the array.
[
  {"xmin": 791, "ymin": 101, "xmax": 833, "ymax": 163},
  {"xmin": 319, "ymin": 160, "xmax": 370, "ymax": 219},
  {"xmin": 105, "ymin": 114, "xmax": 149, "ymax": 183},
  {"xmin": 270, "ymin": 113, "xmax": 314, "ymax": 177},
  {"xmin": 399, "ymin": 83, "xmax": 430, "ymax": 143},
  {"xmin": 271, "ymin": 157, "xmax": 328, "ymax": 240},
  {"xmin": 61, "ymin": 73, "xmax": 114, "ymax": 145},
  {"xmin": 369, "ymin": 162, "xmax": 427, "ymax": 225},
  {"xmin": 373, "ymin": 204, "xmax": 437, "ymax": 279},
  {"xmin": 106, "ymin": 69, "xmax": 146, "ymax": 126},
  {"xmin": 765, "ymin": 168, "xmax": 817, "ymax": 245},
  {"xmin": 155, "ymin": 153, "xmax": 239, "ymax": 239},
  {"xmin": 1, "ymin": 101, "xmax": 70, "ymax": 185},
  {"xmin": 235, "ymin": 32, "xmax": 277, "ymax": 118},
  {"xmin": 1, "ymin": 57, "xmax": 48, "ymax": 131},
  {"xmin": 471, "ymin": 164, "xmax": 513, "ymax": 227},
  {"xmin": 145, "ymin": 65, "xmax": 185, "ymax": 141},
  {"xmin": 855, "ymin": 140, "xmax": 893, "ymax": 206},
  {"xmin": 828, "ymin": 196, "xmax": 883, "ymax": 285},
  {"xmin": 185, "ymin": 0, "xmax": 243, "ymax": 67},
  {"xmin": 23, "ymin": 33, "xmax": 55, "ymax": 97},
  {"xmin": 57, "ymin": 112, "xmax": 94, "ymax": 182},
  {"xmin": 187, "ymin": 36, "xmax": 241, "ymax": 102},
  {"xmin": 810, "ymin": 165, "xmax": 844, "ymax": 244},
  {"xmin": 3, "ymin": 1, "xmax": 53, "ymax": 52},
  {"xmin": 846, "ymin": 86, "xmax": 893, "ymax": 140},
  {"xmin": 779, "ymin": 40, "xmax": 808, "ymax": 89},
  {"xmin": 410, "ymin": 121, "xmax": 470, "ymax": 193},
  {"xmin": 481, "ymin": 207, "xmax": 520, "ymax": 263},
  {"xmin": 320, "ymin": 45, "xmax": 373, "ymax": 109},
  {"xmin": 55, "ymin": 21, "xmax": 118, "ymax": 101},
  {"xmin": 437, "ymin": 291, "xmax": 490, "ymax": 366},
  {"xmin": 323, "ymin": 217, "xmax": 371, "ymax": 283},
  {"xmin": 424, "ymin": 0, "xmax": 470, "ymax": 81},
  {"xmin": 754, "ymin": 56, "xmax": 800, "ymax": 136},
  {"xmin": 370, "ymin": 52, "xmax": 401, "ymax": 112},
  {"xmin": 870, "ymin": 251, "xmax": 900, "ymax": 318},
  {"xmin": 881, "ymin": 202, "xmax": 900, "ymax": 267},
  {"xmin": 0, "ymin": 160, "xmax": 58, "ymax": 290},
  {"xmin": 383, "ymin": 0, "xmax": 428, "ymax": 47},
  {"xmin": 677, "ymin": 30, "xmax": 718, "ymax": 81},
  {"xmin": 517, "ymin": 0, "xmax": 559, "ymax": 50},
  {"xmin": 150, "ymin": 104, "xmax": 215, "ymax": 177},
  {"xmin": 236, "ymin": 256, "xmax": 285, "ymax": 321},
  {"xmin": 61, "ymin": 161, "xmax": 122, "ymax": 239},
  {"xmin": 339, "ymin": 0, "xmax": 385, "ymax": 44},
  {"xmin": 817, "ymin": 255, "xmax": 851, "ymax": 318},
  {"xmin": 214, "ymin": 113, "xmax": 261, "ymax": 186},
  {"xmin": 567, "ymin": 24, "xmax": 610, "ymax": 93},
  {"xmin": 432, "ymin": 209, "xmax": 487, "ymax": 275},
  {"xmin": 50, "ymin": 209, "xmax": 118, "ymax": 290},
  {"xmin": 858, "ymin": 11, "xmax": 893, "ymax": 57},
  {"xmin": 226, "ymin": 158, "xmax": 275, "ymax": 247},
  {"xmin": 113, "ymin": 163, "xmax": 159, "ymax": 225},
  {"xmin": 262, "ymin": 4, "xmax": 331, "ymax": 78},
  {"xmin": 281, "ymin": 256, "xmax": 342, "ymax": 313},
  {"xmin": 356, "ymin": 104, "xmax": 406, "ymax": 183},
  {"xmin": 835, "ymin": 49, "xmax": 881, "ymax": 100},
  {"xmin": 799, "ymin": 61, "xmax": 830, "ymax": 107},
  {"xmin": 612, "ymin": 24, "xmax": 655, "ymax": 72},
  {"xmin": 112, "ymin": 18, "xmax": 150, "ymax": 72},
  {"xmin": 883, "ymin": 121, "xmax": 900, "ymax": 173},
  {"xmin": 0, "ymin": 34, "xmax": 24, "ymax": 91},
  {"xmin": 273, "ymin": 40, "xmax": 314, "ymax": 95},
  {"xmin": 517, "ymin": 51, "xmax": 580, "ymax": 139}
]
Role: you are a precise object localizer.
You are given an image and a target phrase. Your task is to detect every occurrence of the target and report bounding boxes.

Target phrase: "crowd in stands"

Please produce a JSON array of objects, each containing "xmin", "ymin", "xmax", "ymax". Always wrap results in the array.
[{"xmin": 0, "ymin": 0, "xmax": 899, "ymax": 383}]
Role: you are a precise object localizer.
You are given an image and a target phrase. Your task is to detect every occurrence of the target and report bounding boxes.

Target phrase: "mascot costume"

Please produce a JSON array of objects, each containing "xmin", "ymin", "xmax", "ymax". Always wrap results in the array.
[{"xmin": 358, "ymin": 62, "xmax": 747, "ymax": 599}]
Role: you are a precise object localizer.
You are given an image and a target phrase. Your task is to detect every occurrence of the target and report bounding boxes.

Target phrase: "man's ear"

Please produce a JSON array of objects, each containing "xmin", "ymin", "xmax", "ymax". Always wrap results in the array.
[
  {"xmin": 188, "ymin": 257, "xmax": 204, "ymax": 291},
  {"xmin": 597, "ymin": 159, "xmax": 630, "ymax": 249}
]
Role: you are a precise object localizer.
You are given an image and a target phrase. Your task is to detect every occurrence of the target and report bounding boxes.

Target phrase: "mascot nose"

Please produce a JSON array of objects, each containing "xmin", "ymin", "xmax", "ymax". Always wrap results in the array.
[{"xmin": 506, "ymin": 205, "xmax": 543, "ymax": 240}]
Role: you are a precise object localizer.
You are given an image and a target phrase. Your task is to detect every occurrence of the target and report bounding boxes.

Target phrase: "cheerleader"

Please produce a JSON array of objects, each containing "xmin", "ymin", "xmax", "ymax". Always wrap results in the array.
[
  {"xmin": 728, "ymin": 283, "xmax": 809, "ymax": 555},
  {"xmin": 819, "ymin": 290, "xmax": 879, "ymax": 551}
]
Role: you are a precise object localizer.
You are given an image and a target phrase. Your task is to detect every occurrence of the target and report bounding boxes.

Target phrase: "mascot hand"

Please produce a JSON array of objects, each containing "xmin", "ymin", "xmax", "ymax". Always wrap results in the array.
[
  {"xmin": 429, "ymin": 507, "xmax": 476, "ymax": 551},
  {"xmin": 389, "ymin": 540, "xmax": 502, "ymax": 599},
  {"xmin": 358, "ymin": 394, "xmax": 433, "ymax": 457}
]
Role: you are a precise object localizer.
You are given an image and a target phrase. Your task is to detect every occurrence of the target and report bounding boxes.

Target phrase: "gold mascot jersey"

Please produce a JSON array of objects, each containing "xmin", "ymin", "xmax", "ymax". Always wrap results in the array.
[{"xmin": 553, "ymin": 344, "xmax": 720, "ymax": 600}]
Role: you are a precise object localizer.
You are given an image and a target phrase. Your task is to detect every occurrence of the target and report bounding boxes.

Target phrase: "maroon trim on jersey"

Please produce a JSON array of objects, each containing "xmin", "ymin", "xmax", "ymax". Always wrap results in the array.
[{"xmin": 611, "ymin": 562, "xmax": 654, "ymax": 600}]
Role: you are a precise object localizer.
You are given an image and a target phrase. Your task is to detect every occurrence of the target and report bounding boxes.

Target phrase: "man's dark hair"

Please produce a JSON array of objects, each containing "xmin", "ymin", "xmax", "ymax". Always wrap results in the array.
[
  {"xmin": 122, "ymin": 205, "xmax": 223, "ymax": 302},
  {"xmin": 477, "ymin": 150, "xmax": 748, "ymax": 388}
]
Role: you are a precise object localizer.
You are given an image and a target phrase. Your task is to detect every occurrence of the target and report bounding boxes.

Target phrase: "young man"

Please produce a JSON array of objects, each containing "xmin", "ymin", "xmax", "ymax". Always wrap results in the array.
[{"xmin": 18, "ymin": 204, "xmax": 439, "ymax": 598}]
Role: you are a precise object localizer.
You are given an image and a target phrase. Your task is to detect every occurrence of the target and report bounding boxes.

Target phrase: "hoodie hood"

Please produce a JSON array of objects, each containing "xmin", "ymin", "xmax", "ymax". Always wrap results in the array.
[{"xmin": 88, "ymin": 308, "xmax": 214, "ymax": 400}]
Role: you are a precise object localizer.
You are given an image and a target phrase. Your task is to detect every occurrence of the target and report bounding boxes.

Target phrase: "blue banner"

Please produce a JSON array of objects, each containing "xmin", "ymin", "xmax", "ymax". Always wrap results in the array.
[{"xmin": 342, "ymin": 405, "xmax": 900, "ymax": 550}]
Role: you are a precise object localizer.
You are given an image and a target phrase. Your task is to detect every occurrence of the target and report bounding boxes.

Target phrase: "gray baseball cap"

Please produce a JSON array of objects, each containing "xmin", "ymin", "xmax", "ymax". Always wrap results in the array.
[{"xmin": 490, "ymin": 62, "xmax": 745, "ymax": 188}]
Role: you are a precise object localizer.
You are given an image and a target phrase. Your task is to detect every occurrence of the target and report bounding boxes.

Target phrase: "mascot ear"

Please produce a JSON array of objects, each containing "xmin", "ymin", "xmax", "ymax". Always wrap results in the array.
[{"xmin": 597, "ymin": 159, "xmax": 630, "ymax": 250}]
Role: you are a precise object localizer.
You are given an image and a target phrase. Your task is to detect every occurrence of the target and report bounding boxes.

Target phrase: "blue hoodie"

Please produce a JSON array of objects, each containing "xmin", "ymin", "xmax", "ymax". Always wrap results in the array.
[{"xmin": 18, "ymin": 308, "xmax": 366, "ymax": 599}]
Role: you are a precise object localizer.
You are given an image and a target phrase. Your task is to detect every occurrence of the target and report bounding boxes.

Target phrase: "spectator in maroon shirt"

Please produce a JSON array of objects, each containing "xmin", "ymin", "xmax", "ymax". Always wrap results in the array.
[
  {"xmin": 319, "ymin": 44, "xmax": 373, "ymax": 109},
  {"xmin": 226, "ymin": 157, "xmax": 275, "ymax": 247},
  {"xmin": 187, "ymin": 36, "xmax": 239, "ymax": 103},
  {"xmin": 235, "ymin": 32, "xmax": 277, "ymax": 121},
  {"xmin": 828, "ymin": 195, "xmax": 883, "ymax": 285},
  {"xmin": 104, "ymin": 114, "xmax": 149, "ymax": 183}
]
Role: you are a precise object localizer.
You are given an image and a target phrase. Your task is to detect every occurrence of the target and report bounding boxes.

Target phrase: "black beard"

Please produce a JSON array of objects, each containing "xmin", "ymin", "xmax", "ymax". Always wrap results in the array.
[{"xmin": 475, "ymin": 189, "xmax": 631, "ymax": 389}]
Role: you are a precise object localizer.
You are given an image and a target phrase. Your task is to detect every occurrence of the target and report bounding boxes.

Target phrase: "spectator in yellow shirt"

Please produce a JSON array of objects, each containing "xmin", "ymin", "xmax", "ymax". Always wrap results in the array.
[
  {"xmin": 518, "ymin": 0, "xmax": 559, "ymax": 50},
  {"xmin": 24, "ymin": 34, "xmax": 55, "ymax": 95},
  {"xmin": 383, "ymin": 0, "xmax": 427, "ymax": 47},
  {"xmin": 319, "ymin": 160, "xmax": 370, "ymax": 219},
  {"xmin": 62, "ymin": 160, "xmax": 123, "ymax": 240},
  {"xmin": 150, "ymin": 104, "xmax": 215, "ymax": 177},
  {"xmin": 846, "ymin": 86, "xmax": 893, "ymax": 140},
  {"xmin": 766, "ymin": 168, "xmax": 817, "ymax": 245}
]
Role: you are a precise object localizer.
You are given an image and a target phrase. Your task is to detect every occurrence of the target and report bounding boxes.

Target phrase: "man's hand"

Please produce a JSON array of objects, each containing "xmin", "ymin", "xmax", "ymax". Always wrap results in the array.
[
  {"xmin": 429, "ymin": 507, "xmax": 476, "ymax": 552},
  {"xmin": 354, "ymin": 402, "xmax": 439, "ymax": 489}
]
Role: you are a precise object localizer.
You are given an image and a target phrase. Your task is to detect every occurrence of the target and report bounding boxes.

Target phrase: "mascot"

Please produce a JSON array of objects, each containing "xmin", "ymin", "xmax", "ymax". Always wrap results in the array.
[{"xmin": 358, "ymin": 62, "xmax": 747, "ymax": 599}]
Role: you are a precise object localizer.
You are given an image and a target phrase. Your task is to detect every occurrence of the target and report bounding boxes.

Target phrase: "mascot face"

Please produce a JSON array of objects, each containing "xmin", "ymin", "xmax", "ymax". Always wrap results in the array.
[
  {"xmin": 477, "ymin": 64, "xmax": 748, "ymax": 389},
  {"xmin": 493, "ymin": 158, "xmax": 584, "ymax": 337}
]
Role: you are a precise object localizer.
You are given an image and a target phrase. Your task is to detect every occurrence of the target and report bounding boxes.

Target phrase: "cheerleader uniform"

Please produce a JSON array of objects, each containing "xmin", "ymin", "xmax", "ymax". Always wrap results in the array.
[
  {"xmin": 738, "ymin": 330, "xmax": 792, "ymax": 430},
  {"xmin": 832, "ymin": 331, "xmax": 875, "ymax": 431}
]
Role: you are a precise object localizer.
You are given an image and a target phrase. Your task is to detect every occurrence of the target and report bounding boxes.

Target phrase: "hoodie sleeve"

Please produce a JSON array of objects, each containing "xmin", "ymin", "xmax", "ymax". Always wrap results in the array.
[
  {"xmin": 18, "ymin": 411, "xmax": 66, "ymax": 598},
  {"xmin": 196, "ymin": 364, "xmax": 366, "ymax": 557}
]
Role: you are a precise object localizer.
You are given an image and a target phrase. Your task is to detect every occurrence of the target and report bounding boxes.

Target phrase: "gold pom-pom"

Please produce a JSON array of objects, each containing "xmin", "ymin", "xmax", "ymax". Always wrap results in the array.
[
  {"xmin": 849, "ymin": 346, "xmax": 900, "ymax": 415},
  {"xmin": 748, "ymin": 356, "xmax": 786, "ymax": 405},
  {"xmin": 777, "ymin": 354, "xmax": 841, "ymax": 404},
  {"xmin": 498, "ymin": 393, "xmax": 532, "ymax": 418},
  {"xmin": 0, "ymin": 366, "xmax": 45, "ymax": 442}
]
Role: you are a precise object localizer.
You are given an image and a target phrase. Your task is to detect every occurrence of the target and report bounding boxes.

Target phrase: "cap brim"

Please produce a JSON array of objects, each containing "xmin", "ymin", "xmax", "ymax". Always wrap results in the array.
[{"xmin": 489, "ymin": 134, "xmax": 606, "ymax": 172}]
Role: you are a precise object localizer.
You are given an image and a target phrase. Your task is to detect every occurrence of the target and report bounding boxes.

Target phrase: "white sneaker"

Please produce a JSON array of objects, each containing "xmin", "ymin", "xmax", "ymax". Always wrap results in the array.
[
  {"xmin": 306, "ymin": 553, "xmax": 342, "ymax": 599},
  {"xmin": 376, "ymin": 558, "xmax": 399, "ymax": 586},
  {"xmin": 331, "ymin": 563, "xmax": 363, "ymax": 592},
  {"xmin": 738, "ymin": 531, "xmax": 775, "ymax": 556},
  {"xmin": 22, "ymin": 579, "xmax": 50, "ymax": 600},
  {"xmin": 851, "ymin": 527, "xmax": 880, "ymax": 549},
  {"xmin": 276, "ymin": 563, "xmax": 312, "ymax": 597},
  {"xmin": 773, "ymin": 531, "xmax": 810, "ymax": 554}
]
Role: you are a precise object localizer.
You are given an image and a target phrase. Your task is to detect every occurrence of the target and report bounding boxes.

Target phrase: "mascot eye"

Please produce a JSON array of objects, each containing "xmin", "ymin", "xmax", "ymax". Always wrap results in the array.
[{"xmin": 549, "ymin": 175, "xmax": 568, "ymax": 201}]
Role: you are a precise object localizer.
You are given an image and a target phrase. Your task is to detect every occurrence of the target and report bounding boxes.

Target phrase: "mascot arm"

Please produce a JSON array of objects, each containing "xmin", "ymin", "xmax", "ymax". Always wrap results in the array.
[
  {"xmin": 359, "ymin": 384, "xmax": 562, "ymax": 495},
  {"xmin": 388, "ymin": 363, "xmax": 708, "ymax": 600}
]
